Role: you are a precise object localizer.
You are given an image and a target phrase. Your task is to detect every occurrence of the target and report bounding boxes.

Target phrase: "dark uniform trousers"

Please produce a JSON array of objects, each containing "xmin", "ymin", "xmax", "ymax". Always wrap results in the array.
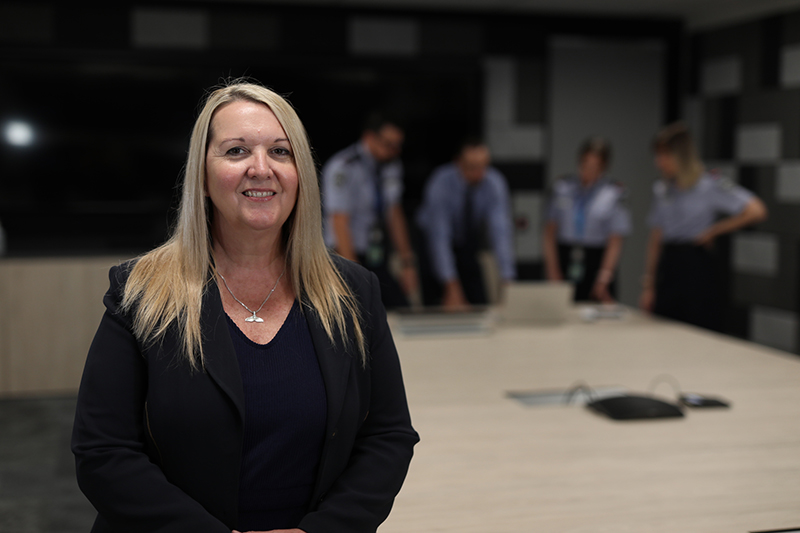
[
  {"xmin": 655, "ymin": 243, "xmax": 723, "ymax": 332},
  {"xmin": 556, "ymin": 244, "xmax": 617, "ymax": 302}
]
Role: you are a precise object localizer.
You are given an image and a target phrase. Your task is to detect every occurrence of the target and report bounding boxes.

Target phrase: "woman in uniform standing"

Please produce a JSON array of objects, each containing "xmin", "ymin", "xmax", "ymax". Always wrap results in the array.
[
  {"xmin": 543, "ymin": 137, "xmax": 632, "ymax": 302},
  {"xmin": 639, "ymin": 122, "xmax": 767, "ymax": 330}
]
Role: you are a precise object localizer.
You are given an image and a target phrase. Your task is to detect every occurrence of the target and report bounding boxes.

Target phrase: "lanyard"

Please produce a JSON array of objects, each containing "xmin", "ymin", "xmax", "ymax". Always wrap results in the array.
[
  {"xmin": 574, "ymin": 191, "xmax": 589, "ymax": 239},
  {"xmin": 373, "ymin": 163, "xmax": 384, "ymax": 217}
]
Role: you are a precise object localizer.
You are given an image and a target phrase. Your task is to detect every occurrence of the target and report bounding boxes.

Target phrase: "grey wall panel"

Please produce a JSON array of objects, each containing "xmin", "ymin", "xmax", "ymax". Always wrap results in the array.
[
  {"xmin": 738, "ymin": 89, "xmax": 800, "ymax": 158},
  {"xmin": 732, "ymin": 232, "xmax": 780, "ymax": 276},
  {"xmin": 516, "ymin": 58, "xmax": 546, "ymax": 124},
  {"xmin": 349, "ymin": 17, "xmax": 419, "ymax": 56},
  {"xmin": 702, "ymin": 96, "xmax": 737, "ymax": 160},
  {"xmin": 420, "ymin": 20, "xmax": 483, "ymax": 56},
  {"xmin": 131, "ymin": 8, "xmax": 208, "ymax": 49},
  {"xmin": 512, "ymin": 192, "xmax": 543, "ymax": 262},
  {"xmin": 732, "ymin": 235, "xmax": 797, "ymax": 311},
  {"xmin": 210, "ymin": 12, "xmax": 280, "ymax": 50},
  {"xmin": 0, "ymin": 5, "xmax": 55, "ymax": 45},
  {"xmin": 781, "ymin": 44, "xmax": 800, "ymax": 87},
  {"xmin": 701, "ymin": 56, "xmax": 742, "ymax": 95},
  {"xmin": 699, "ymin": 21, "xmax": 762, "ymax": 93},
  {"xmin": 736, "ymin": 123, "xmax": 782, "ymax": 162},
  {"xmin": 484, "ymin": 57, "xmax": 545, "ymax": 162},
  {"xmin": 777, "ymin": 162, "xmax": 800, "ymax": 202},
  {"xmin": 750, "ymin": 305, "xmax": 798, "ymax": 352},
  {"xmin": 783, "ymin": 11, "xmax": 800, "ymax": 45}
]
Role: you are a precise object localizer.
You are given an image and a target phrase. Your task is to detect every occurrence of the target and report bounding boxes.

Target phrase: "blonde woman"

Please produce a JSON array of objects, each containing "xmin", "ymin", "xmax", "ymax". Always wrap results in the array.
[
  {"xmin": 639, "ymin": 122, "xmax": 767, "ymax": 330},
  {"xmin": 72, "ymin": 80, "xmax": 418, "ymax": 533}
]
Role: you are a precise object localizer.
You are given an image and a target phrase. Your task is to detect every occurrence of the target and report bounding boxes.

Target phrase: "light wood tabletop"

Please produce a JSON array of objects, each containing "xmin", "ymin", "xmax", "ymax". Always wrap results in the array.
[{"xmin": 383, "ymin": 309, "xmax": 800, "ymax": 533}]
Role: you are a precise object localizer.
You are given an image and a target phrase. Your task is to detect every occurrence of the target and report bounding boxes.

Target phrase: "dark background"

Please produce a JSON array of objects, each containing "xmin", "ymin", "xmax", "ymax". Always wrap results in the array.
[{"xmin": 0, "ymin": 2, "xmax": 680, "ymax": 256}]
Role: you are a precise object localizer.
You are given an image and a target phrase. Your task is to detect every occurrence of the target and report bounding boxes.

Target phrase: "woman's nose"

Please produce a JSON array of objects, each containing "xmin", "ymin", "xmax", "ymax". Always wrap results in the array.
[{"xmin": 248, "ymin": 150, "xmax": 272, "ymax": 179}]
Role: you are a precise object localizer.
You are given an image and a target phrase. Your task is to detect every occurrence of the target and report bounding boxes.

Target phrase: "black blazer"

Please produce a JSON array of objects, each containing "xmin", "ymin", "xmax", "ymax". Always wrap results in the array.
[{"xmin": 72, "ymin": 256, "xmax": 419, "ymax": 533}]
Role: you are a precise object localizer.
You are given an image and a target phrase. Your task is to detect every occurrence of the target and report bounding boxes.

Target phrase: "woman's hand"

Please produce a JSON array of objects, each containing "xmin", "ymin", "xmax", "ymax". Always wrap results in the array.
[
  {"xmin": 694, "ymin": 227, "xmax": 717, "ymax": 248},
  {"xmin": 546, "ymin": 265, "xmax": 564, "ymax": 282},
  {"xmin": 399, "ymin": 262, "xmax": 418, "ymax": 297},
  {"xmin": 442, "ymin": 280, "xmax": 470, "ymax": 311},
  {"xmin": 590, "ymin": 269, "xmax": 614, "ymax": 303},
  {"xmin": 694, "ymin": 197, "xmax": 768, "ymax": 248},
  {"xmin": 591, "ymin": 280, "xmax": 613, "ymax": 303}
]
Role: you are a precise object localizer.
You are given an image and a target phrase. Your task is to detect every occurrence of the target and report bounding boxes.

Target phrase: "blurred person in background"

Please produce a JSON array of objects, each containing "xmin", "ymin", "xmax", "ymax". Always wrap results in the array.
[
  {"xmin": 321, "ymin": 114, "xmax": 417, "ymax": 309},
  {"xmin": 416, "ymin": 138, "xmax": 515, "ymax": 309},
  {"xmin": 72, "ymin": 80, "xmax": 418, "ymax": 533},
  {"xmin": 639, "ymin": 122, "xmax": 767, "ymax": 330},
  {"xmin": 543, "ymin": 137, "xmax": 631, "ymax": 302}
]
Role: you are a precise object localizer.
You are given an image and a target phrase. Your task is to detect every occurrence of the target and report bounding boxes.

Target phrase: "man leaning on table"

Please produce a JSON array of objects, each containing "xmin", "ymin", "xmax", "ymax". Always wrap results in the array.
[{"xmin": 416, "ymin": 138, "xmax": 516, "ymax": 310}]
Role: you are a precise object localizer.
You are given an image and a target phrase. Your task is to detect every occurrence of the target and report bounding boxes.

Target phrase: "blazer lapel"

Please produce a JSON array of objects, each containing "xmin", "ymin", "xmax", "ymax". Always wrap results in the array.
[
  {"xmin": 199, "ymin": 281, "xmax": 246, "ymax": 425},
  {"xmin": 305, "ymin": 305, "xmax": 351, "ymax": 438}
]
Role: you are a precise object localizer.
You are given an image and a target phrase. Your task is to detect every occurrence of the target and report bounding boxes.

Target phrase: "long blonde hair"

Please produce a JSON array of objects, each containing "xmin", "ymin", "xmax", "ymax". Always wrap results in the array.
[
  {"xmin": 120, "ymin": 81, "xmax": 364, "ymax": 368},
  {"xmin": 653, "ymin": 122, "xmax": 704, "ymax": 189}
]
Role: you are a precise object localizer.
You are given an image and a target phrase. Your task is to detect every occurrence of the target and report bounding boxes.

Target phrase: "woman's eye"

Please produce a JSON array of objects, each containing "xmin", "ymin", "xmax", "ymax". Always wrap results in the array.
[
  {"xmin": 226, "ymin": 147, "xmax": 247, "ymax": 156},
  {"xmin": 271, "ymin": 146, "xmax": 293, "ymax": 158}
]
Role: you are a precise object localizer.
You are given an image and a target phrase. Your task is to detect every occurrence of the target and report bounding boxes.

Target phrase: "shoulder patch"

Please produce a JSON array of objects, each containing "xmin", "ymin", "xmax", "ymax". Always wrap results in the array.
[{"xmin": 334, "ymin": 171, "xmax": 348, "ymax": 188}]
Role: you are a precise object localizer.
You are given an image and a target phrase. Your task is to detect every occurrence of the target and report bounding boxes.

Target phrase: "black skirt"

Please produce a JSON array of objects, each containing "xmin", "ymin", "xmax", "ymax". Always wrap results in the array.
[{"xmin": 654, "ymin": 243, "xmax": 722, "ymax": 331}]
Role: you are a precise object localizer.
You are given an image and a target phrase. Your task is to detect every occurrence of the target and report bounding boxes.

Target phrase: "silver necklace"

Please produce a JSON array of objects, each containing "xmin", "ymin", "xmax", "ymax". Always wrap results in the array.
[{"xmin": 219, "ymin": 266, "xmax": 286, "ymax": 323}]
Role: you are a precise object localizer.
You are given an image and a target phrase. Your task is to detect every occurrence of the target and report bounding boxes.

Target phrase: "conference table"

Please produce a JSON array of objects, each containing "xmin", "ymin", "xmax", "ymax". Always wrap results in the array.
[{"xmin": 381, "ymin": 308, "xmax": 800, "ymax": 533}]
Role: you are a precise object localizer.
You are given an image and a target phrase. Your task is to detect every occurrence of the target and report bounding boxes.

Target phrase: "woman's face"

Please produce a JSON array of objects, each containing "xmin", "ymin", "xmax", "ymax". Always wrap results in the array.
[
  {"xmin": 205, "ymin": 100, "xmax": 299, "ymax": 237},
  {"xmin": 654, "ymin": 150, "xmax": 679, "ymax": 180},
  {"xmin": 578, "ymin": 152, "xmax": 605, "ymax": 186}
]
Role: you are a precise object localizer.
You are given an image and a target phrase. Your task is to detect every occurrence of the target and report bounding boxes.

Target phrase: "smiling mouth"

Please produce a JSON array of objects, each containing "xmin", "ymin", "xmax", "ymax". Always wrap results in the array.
[{"xmin": 243, "ymin": 191, "xmax": 276, "ymax": 198}]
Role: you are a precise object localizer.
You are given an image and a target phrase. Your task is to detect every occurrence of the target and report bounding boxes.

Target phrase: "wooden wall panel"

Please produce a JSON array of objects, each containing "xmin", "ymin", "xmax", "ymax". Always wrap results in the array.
[{"xmin": 0, "ymin": 257, "xmax": 127, "ymax": 396}]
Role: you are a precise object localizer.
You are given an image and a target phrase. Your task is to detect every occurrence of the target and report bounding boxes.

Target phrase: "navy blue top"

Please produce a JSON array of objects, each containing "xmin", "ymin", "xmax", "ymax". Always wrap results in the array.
[{"xmin": 225, "ymin": 300, "xmax": 327, "ymax": 531}]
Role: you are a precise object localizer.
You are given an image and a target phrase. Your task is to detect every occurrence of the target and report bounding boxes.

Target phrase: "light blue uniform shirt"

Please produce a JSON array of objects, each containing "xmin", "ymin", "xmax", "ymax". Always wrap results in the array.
[
  {"xmin": 547, "ymin": 175, "xmax": 631, "ymax": 246},
  {"xmin": 416, "ymin": 162, "xmax": 516, "ymax": 282},
  {"xmin": 321, "ymin": 142, "xmax": 403, "ymax": 253},
  {"xmin": 647, "ymin": 173, "xmax": 753, "ymax": 243}
]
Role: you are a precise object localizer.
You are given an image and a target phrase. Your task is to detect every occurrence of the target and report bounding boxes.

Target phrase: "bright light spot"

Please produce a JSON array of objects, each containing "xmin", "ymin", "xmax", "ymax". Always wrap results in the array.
[{"xmin": 5, "ymin": 121, "xmax": 35, "ymax": 147}]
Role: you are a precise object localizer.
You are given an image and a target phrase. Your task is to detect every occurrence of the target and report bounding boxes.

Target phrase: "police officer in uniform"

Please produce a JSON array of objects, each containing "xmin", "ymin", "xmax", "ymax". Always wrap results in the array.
[
  {"xmin": 543, "ymin": 137, "xmax": 631, "ymax": 302},
  {"xmin": 416, "ymin": 139, "xmax": 515, "ymax": 309},
  {"xmin": 321, "ymin": 114, "xmax": 417, "ymax": 309},
  {"xmin": 639, "ymin": 122, "xmax": 768, "ymax": 330}
]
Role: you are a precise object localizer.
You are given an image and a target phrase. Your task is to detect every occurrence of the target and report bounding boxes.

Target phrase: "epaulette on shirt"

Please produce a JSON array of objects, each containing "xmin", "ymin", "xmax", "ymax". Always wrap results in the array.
[
  {"xmin": 653, "ymin": 179, "xmax": 668, "ymax": 197},
  {"xmin": 551, "ymin": 174, "xmax": 575, "ymax": 194},
  {"xmin": 610, "ymin": 179, "xmax": 629, "ymax": 201},
  {"xmin": 332, "ymin": 146, "xmax": 362, "ymax": 188},
  {"xmin": 709, "ymin": 171, "xmax": 735, "ymax": 191}
]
